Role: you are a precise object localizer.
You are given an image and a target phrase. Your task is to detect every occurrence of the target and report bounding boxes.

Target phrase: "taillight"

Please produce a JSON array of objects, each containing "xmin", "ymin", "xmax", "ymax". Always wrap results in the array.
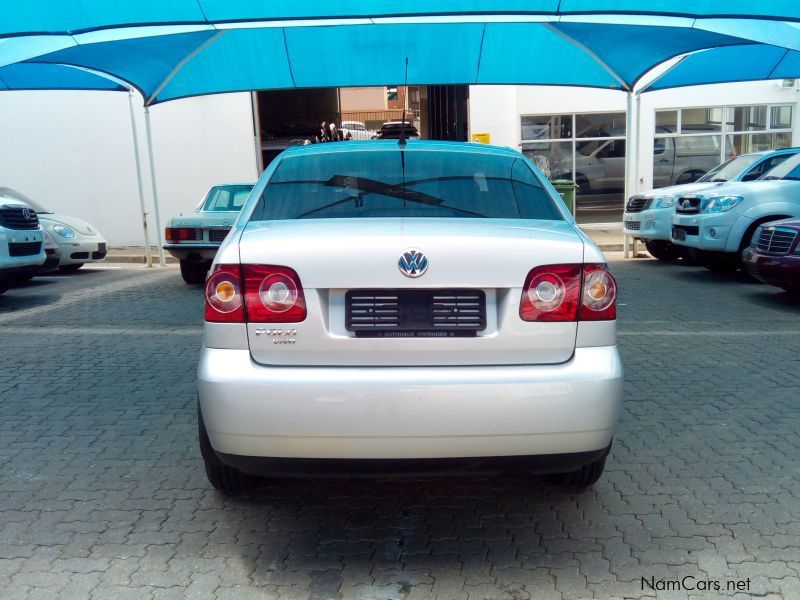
[
  {"xmin": 520, "ymin": 263, "xmax": 616, "ymax": 322},
  {"xmin": 243, "ymin": 265, "xmax": 306, "ymax": 323},
  {"xmin": 520, "ymin": 264, "xmax": 582, "ymax": 322},
  {"xmin": 580, "ymin": 264, "xmax": 617, "ymax": 321},
  {"xmin": 165, "ymin": 227, "xmax": 200, "ymax": 242},
  {"xmin": 204, "ymin": 265, "xmax": 244, "ymax": 323}
]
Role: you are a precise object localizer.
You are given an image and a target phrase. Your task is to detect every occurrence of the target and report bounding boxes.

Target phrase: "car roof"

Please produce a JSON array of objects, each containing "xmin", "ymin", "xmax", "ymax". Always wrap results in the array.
[
  {"xmin": 737, "ymin": 147, "xmax": 800, "ymax": 158},
  {"xmin": 278, "ymin": 139, "xmax": 523, "ymax": 159}
]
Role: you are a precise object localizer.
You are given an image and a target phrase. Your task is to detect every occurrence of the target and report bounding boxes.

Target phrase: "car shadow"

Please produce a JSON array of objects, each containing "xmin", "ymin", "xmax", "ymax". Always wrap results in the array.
[
  {"xmin": 742, "ymin": 288, "xmax": 800, "ymax": 309},
  {"xmin": 212, "ymin": 475, "xmax": 611, "ymax": 593}
]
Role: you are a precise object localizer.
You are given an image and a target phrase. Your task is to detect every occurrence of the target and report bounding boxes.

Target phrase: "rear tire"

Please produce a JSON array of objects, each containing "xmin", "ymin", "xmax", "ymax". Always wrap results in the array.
[
  {"xmin": 198, "ymin": 403, "xmax": 254, "ymax": 495},
  {"xmin": 644, "ymin": 240, "xmax": 680, "ymax": 261},
  {"xmin": 59, "ymin": 264, "xmax": 83, "ymax": 272},
  {"xmin": 180, "ymin": 260, "xmax": 210, "ymax": 285}
]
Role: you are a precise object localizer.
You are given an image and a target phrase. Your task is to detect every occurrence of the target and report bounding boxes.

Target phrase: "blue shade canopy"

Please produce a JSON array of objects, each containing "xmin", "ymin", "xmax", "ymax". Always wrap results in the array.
[
  {"xmin": 25, "ymin": 21, "xmax": 762, "ymax": 104},
  {"xmin": 1, "ymin": 1, "xmax": 798, "ymax": 37},
  {"xmin": 0, "ymin": 63, "xmax": 125, "ymax": 91},
  {"xmin": 646, "ymin": 45, "xmax": 800, "ymax": 91}
]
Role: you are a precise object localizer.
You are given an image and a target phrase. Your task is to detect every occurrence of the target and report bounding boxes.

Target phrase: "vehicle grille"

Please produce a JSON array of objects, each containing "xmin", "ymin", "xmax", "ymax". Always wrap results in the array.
[
  {"xmin": 208, "ymin": 228, "xmax": 230, "ymax": 243},
  {"xmin": 676, "ymin": 197, "xmax": 702, "ymax": 214},
  {"xmin": 8, "ymin": 241, "xmax": 42, "ymax": 257},
  {"xmin": 756, "ymin": 227, "xmax": 798, "ymax": 255},
  {"xmin": 0, "ymin": 207, "xmax": 40, "ymax": 230},
  {"xmin": 625, "ymin": 220, "xmax": 641, "ymax": 231},
  {"xmin": 345, "ymin": 289, "xmax": 486, "ymax": 337},
  {"xmin": 625, "ymin": 196, "xmax": 651, "ymax": 213}
]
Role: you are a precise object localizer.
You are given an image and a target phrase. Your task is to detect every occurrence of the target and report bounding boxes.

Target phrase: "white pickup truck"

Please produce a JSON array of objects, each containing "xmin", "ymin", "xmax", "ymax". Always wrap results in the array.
[
  {"xmin": 164, "ymin": 183, "xmax": 254, "ymax": 284},
  {"xmin": 0, "ymin": 196, "xmax": 46, "ymax": 294}
]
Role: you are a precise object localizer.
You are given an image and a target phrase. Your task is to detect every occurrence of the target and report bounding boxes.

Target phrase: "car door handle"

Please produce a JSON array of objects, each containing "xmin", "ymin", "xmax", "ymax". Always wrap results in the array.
[{"xmin": 658, "ymin": 159, "xmax": 669, "ymax": 163}]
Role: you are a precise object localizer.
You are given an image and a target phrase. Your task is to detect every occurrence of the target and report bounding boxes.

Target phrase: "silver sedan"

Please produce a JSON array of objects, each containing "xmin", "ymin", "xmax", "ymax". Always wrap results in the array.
[{"xmin": 197, "ymin": 140, "xmax": 623, "ymax": 494}]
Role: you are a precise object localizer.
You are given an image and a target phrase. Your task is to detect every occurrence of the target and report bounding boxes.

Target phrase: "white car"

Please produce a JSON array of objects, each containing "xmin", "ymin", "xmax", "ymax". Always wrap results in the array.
[
  {"xmin": 340, "ymin": 121, "xmax": 377, "ymax": 141},
  {"xmin": 164, "ymin": 183, "xmax": 254, "ymax": 284},
  {"xmin": 671, "ymin": 153, "xmax": 800, "ymax": 271},
  {"xmin": 0, "ymin": 196, "xmax": 45, "ymax": 294},
  {"xmin": 0, "ymin": 188, "xmax": 107, "ymax": 271},
  {"xmin": 623, "ymin": 149, "xmax": 800, "ymax": 260},
  {"xmin": 197, "ymin": 140, "xmax": 622, "ymax": 494}
]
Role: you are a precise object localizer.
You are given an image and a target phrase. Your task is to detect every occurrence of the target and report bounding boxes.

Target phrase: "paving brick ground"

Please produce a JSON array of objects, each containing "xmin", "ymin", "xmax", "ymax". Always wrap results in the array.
[{"xmin": 1, "ymin": 257, "xmax": 799, "ymax": 599}]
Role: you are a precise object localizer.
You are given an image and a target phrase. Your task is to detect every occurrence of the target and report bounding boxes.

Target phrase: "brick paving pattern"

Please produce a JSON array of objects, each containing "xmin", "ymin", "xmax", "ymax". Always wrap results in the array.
[{"xmin": 1, "ymin": 259, "xmax": 799, "ymax": 599}]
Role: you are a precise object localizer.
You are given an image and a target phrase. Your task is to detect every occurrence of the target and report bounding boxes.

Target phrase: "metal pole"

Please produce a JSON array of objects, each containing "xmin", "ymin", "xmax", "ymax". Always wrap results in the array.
[
  {"xmin": 624, "ymin": 90, "xmax": 633, "ymax": 258},
  {"xmin": 128, "ymin": 92, "xmax": 153, "ymax": 267},
  {"xmin": 144, "ymin": 106, "xmax": 167, "ymax": 267},
  {"xmin": 634, "ymin": 91, "xmax": 642, "ymax": 195},
  {"xmin": 250, "ymin": 91, "xmax": 264, "ymax": 174}
]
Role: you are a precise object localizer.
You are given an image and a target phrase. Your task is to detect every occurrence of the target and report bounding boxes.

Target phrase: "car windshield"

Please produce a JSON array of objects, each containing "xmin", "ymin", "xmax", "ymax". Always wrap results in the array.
[
  {"xmin": 760, "ymin": 154, "xmax": 800, "ymax": 181},
  {"xmin": 697, "ymin": 155, "xmax": 759, "ymax": 183},
  {"xmin": 253, "ymin": 146, "xmax": 564, "ymax": 221},
  {"xmin": 200, "ymin": 185, "xmax": 254, "ymax": 212}
]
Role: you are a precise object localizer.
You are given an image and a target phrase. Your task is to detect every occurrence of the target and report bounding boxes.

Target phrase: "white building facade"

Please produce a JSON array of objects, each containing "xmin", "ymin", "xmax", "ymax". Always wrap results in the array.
[{"xmin": 0, "ymin": 80, "xmax": 797, "ymax": 244}]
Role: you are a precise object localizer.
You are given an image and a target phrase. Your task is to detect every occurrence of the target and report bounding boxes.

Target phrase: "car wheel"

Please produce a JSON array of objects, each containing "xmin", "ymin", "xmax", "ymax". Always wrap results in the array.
[
  {"xmin": 548, "ymin": 454, "xmax": 608, "ymax": 488},
  {"xmin": 198, "ymin": 403, "xmax": 254, "ymax": 496},
  {"xmin": 698, "ymin": 251, "xmax": 738, "ymax": 273},
  {"xmin": 644, "ymin": 240, "xmax": 680, "ymax": 261},
  {"xmin": 10, "ymin": 273, "xmax": 35, "ymax": 284},
  {"xmin": 180, "ymin": 260, "xmax": 210, "ymax": 285},
  {"xmin": 59, "ymin": 264, "xmax": 84, "ymax": 272}
]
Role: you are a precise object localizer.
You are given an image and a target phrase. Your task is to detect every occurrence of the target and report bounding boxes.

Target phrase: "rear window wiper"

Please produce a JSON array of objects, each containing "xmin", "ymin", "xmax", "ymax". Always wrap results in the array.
[
  {"xmin": 325, "ymin": 175, "xmax": 445, "ymax": 206},
  {"xmin": 759, "ymin": 175, "xmax": 780, "ymax": 180}
]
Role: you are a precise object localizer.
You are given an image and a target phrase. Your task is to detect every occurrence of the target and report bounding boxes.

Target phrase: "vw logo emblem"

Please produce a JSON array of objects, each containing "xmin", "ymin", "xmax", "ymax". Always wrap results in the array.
[
  {"xmin": 398, "ymin": 248, "xmax": 428, "ymax": 278},
  {"xmin": 21, "ymin": 208, "xmax": 31, "ymax": 220}
]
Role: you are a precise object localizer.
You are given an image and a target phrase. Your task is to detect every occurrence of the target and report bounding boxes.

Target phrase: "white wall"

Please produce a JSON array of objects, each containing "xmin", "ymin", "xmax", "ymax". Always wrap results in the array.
[
  {"xmin": 470, "ymin": 80, "xmax": 799, "ymax": 193},
  {"xmin": 0, "ymin": 91, "xmax": 258, "ymax": 245}
]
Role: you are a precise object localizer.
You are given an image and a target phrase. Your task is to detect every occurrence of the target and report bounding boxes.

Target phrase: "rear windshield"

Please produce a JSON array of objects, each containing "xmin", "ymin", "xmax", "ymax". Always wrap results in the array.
[
  {"xmin": 252, "ymin": 147, "xmax": 564, "ymax": 221},
  {"xmin": 201, "ymin": 185, "xmax": 253, "ymax": 212}
]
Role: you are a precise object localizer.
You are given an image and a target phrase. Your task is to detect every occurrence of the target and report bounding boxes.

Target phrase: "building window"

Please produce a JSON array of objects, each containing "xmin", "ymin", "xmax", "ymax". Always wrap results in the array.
[
  {"xmin": 386, "ymin": 87, "xmax": 398, "ymax": 101},
  {"xmin": 653, "ymin": 104, "xmax": 794, "ymax": 188},
  {"xmin": 521, "ymin": 112, "xmax": 627, "ymax": 222}
]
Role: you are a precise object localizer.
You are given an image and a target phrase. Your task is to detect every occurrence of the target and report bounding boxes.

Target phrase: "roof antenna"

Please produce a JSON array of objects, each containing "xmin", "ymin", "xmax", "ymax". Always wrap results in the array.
[{"xmin": 398, "ymin": 57, "xmax": 409, "ymax": 147}]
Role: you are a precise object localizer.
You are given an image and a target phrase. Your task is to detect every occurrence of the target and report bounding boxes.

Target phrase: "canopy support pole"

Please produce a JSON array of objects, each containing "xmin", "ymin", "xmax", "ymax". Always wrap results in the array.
[
  {"xmin": 127, "ymin": 91, "xmax": 153, "ymax": 268},
  {"xmin": 624, "ymin": 90, "xmax": 635, "ymax": 258},
  {"xmin": 144, "ymin": 106, "xmax": 166, "ymax": 267}
]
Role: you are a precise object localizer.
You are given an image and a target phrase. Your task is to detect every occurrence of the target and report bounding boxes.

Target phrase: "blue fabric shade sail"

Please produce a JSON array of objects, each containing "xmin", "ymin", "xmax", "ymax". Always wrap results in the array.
[
  {"xmin": 0, "ymin": 62, "xmax": 125, "ymax": 91},
  {"xmin": 18, "ymin": 21, "xmax": 771, "ymax": 104},
  {"xmin": 2, "ymin": 1, "xmax": 799, "ymax": 37}
]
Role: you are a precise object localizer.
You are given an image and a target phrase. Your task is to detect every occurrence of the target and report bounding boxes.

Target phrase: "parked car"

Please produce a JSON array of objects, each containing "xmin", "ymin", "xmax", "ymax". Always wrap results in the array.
[
  {"xmin": 197, "ymin": 140, "xmax": 622, "ymax": 494},
  {"xmin": 742, "ymin": 218, "xmax": 800, "ymax": 295},
  {"xmin": 375, "ymin": 121, "xmax": 421, "ymax": 140},
  {"xmin": 671, "ymin": 153, "xmax": 800, "ymax": 271},
  {"xmin": 623, "ymin": 148, "xmax": 800, "ymax": 260},
  {"xmin": 0, "ymin": 188, "xmax": 107, "ymax": 272},
  {"xmin": 10, "ymin": 229, "xmax": 62, "ymax": 282},
  {"xmin": 0, "ymin": 194, "xmax": 45, "ymax": 294},
  {"xmin": 340, "ymin": 121, "xmax": 377, "ymax": 141},
  {"xmin": 164, "ymin": 183, "xmax": 254, "ymax": 284}
]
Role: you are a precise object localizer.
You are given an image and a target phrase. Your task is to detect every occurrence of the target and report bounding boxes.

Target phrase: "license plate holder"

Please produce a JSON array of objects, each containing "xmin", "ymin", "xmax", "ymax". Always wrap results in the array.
[{"xmin": 672, "ymin": 227, "xmax": 686, "ymax": 241}]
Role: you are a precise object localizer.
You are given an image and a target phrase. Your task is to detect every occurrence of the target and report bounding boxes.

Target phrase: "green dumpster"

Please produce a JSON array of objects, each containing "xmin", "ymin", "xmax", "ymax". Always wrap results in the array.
[{"xmin": 551, "ymin": 179, "xmax": 577, "ymax": 215}]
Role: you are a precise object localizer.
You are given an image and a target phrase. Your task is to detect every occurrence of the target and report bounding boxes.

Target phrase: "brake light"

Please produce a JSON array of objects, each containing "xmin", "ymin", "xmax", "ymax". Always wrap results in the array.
[
  {"xmin": 520, "ymin": 264, "xmax": 582, "ymax": 322},
  {"xmin": 580, "ymin": 264, "xmax": 617, "ymax": 320},
  {"xmin": 520, "ymin": 263, "xmax": 616, "ymax": 322},
  {"xmin": 204, "ymin": 265, "xmax": 244, "ymax": 323},
  {"xmin": 165, "ymin": 227, "xmax": 200, "ymax": 242},
  {"xmin": 243, "ymin": 265, "xmax": 306, "ymax": 323}
]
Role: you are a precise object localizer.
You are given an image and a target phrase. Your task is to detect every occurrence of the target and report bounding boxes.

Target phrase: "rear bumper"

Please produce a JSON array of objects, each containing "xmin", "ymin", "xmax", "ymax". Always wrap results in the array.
[
  {"xmin": 164, "ymin": 244, "xmax": 219, "ymax": 261},
  {"xmin": 741, "ymin": 248, "xmax": 800, "ymax": 291},
  {"xmin": 198, "ymin": 345, "xmax": 623, "ymax": 462}
]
